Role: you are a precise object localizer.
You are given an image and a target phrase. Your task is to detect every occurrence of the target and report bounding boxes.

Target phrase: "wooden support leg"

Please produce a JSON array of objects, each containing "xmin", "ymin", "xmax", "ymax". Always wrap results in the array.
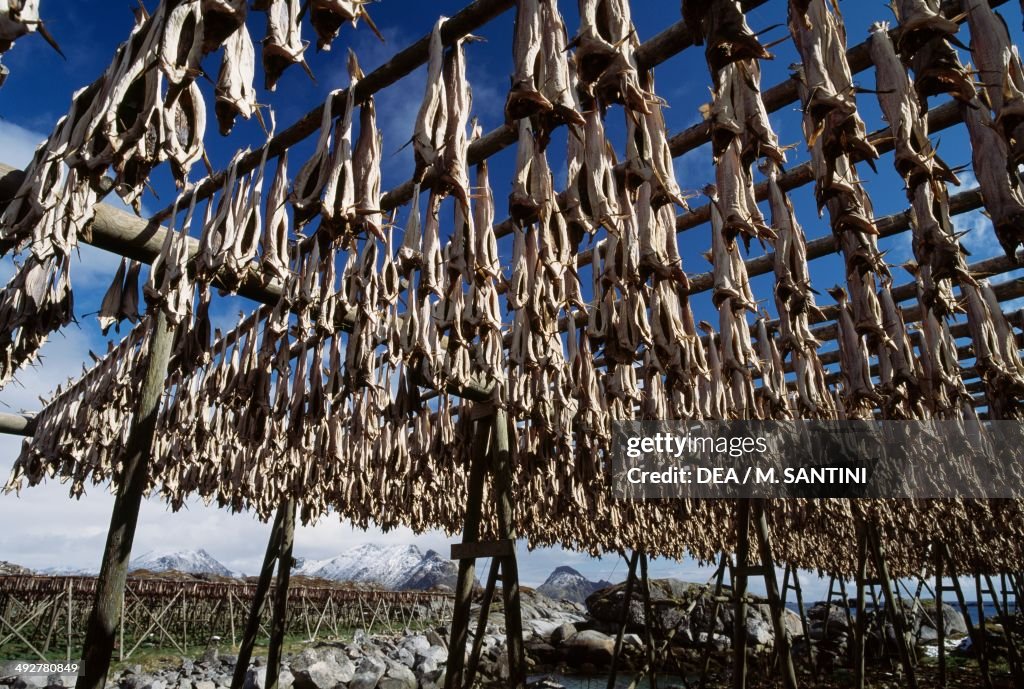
[
  {"xmin": 752, "ymin": 502, "xmax": 798, "ymax": 689},
  {"xmin": 868, "ymin": 527, "xmax": 917, "ymax": 689},
  {"xmin": 639, "ymin": 552, "xmax": 658, "ymax": 689},
  {"xmin": 936, "ymin": 548, "xmax": 946, "ymax": 689},
  {"xmin": 942, "ymin": 549, "xmax": 992, "ymax": 689},
  {"xmin": 76, "ymin": 312, "xmax": 175, "ymax": 689},
  {"xmin": 463, "ymin": 558, "xmax": 501, "ymax": 689},
  {"xmin": 491, "ymin": 409, "xmax": 525, "ymax": 689},
  {"xmin": 984, "ymin": 573, "xmax": 1024, "ymax": 685},
  {"xmin": 267, "ymin": 499, "xmax": 296, "ymax": 689},
  {"xmin": 607, "ymin": 550, "xmax": 640, "ymax": 689},
  {"xmin": 698, "ymin": 554, "xmax": 730, "ymax": 689},
  {"xmin": 854, "ymin": 531, "xmax": 868, "ymax": 689},
  {"xmin": 231, "ymin": 503, "xmax": 288, "ymax": 689},
  {"xmin": 444, "ymin": 418, "xmax": 491, "ymax": 689},
  {"xmin": 733, "ymin": 500, "xmax": 752, "ymax": 689}
]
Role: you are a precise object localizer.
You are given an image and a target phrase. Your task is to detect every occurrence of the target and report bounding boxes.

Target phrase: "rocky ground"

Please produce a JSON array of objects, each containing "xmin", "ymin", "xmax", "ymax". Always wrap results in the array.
[{"xmin": 0, "ymin": 582, "xmax": 1010, "ymax": 689}]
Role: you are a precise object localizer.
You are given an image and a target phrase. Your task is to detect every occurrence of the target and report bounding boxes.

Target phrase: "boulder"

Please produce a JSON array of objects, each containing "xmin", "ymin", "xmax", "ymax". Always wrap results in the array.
[
  {"xmin": 560, "ymin": 630, "xmax": 615, "ymax": 666},
  {"xmin": 348, "ymin": 656, "xmax": 386, "ymax": 689},
  {"xmin": 549, "ymin": 622, "xmax": 577, "ymax": 646},
  {"xmin": 290, "ymin": 649, "xmax": 355, "ymax": 689},
  {"xmin": 915, "ymin": 602, "xmax": 968, "ymax": 642}
]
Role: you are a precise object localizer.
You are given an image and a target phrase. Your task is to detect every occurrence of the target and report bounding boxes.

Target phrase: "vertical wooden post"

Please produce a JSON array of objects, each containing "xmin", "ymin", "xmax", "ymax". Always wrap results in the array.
[
  {"xmin": 698, "ymin": 554, "xmax": 729, "ymax": 689},
  {"xmin": 267, "ymin": 499, "xmax": 296, "ymax": 689},
  {"xmin": 76, "ymin": 311, "xmax": 175, "ymax": 689},
  {"xmin": 751, "ymin": 502, "xmax": 798, "ymax": 689},
  {"xmin": 936, "ymin": 547, "xmax": 946, "ymax": 689},
  {"xmin": 491, "ymin": 408, "xmax": 525, "ymax": 689},
  {"xmin": 733, "ymin": 500, "xmax": 751, "ymax": 689},
  {"xmin": 868, "ymin": 526, "xmax": 917, "ymax": 689},
  {"xmin": 443, "ymin": 417, "xmax": 490, "ymax": 689},
  {"xmin": 853, "ymin": 531, "xmax": 868, "ymax": 689},
  {"xmin": 639, "ymin": 552, "xmax": 658, "ymax": 689},
  {"xmin": 231, "ymin": 503, "xmax": 287, "ymax": 689},
  {"xmin": 67, "ymin": 580, "xmax": 72, "ymax": 663},
  {"xmin": 464, "ymin": 558, "xmax": 501, "ymax": 686},
  {"xmin": 607, "ymin": 550, "xmax": 640, "ymax": 689}
]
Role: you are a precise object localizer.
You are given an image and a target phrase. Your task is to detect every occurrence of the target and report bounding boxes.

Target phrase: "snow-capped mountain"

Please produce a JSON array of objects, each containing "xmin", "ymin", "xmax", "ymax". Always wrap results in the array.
[
  {"xmin": 399, "ymin": 550, "xmax": 459, "ymax": 590},
  {"xmin": 293, "ymin": 544, "xmax": 458, "ymax": 590},
  {"xmin": 0, "ymin": 560, "xmax": 32, "ymax": 576},
  {"xmin": 129, "ymin": 549, "xmax": 236, "ymax": 577},
  {"xmin": 38, "ymin": 565, "xmax": 98, "ymax": 576},
  {"xmin": 537, "ymin": 566, "xmax": 613, "ymax": 604}
]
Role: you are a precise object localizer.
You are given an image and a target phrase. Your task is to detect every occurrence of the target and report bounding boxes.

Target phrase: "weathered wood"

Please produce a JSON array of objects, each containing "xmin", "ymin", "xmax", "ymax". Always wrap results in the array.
[
  {"xmin": 869, "ymin": 527, "xmax": 917, "ymax": 689},
  {"xmin": 450, "ymin": 539, "xmax": 514, "ymax": 560},
  {"xmin": 733, "ymin": 501, "xmax": 752, "ymax": 689},
  {"xmin": 752, "ymin": 502, "xmax": 798, "ymax": 689},
  {"xmin": 607, "ymin": 550, "xmax": 640, "ymax": 689},
  {"xmin": 463, "ymin": 558, "xmax": 501, "ymax": 689},
  {"xmin": 444, "ymin": 417, "xmax": 491, "ymax": 689},
  {"xmin": 231, "ymin": 505, "xmax": 287, "ymax": 689},
  {"xmin": 698, "ymin": 554, "xmax": 730, "ymax": 689},
  {"xmin": 854, "ymin": 534, "xmax": 868, "ymax": 689},
  {"xmin": 0, "ymin": 411, "xmax": 33, "ymax": 437},
  {"xmin": 267, "ymin": 499, "xmax": 296, "ymax": 689},
  {"xmin": 491, "ymin": 408, "xmax": 525, "ymax": 689},
  {"xmin": 75, "ymin": 310, "xmax": 175, "ymax": 689}
]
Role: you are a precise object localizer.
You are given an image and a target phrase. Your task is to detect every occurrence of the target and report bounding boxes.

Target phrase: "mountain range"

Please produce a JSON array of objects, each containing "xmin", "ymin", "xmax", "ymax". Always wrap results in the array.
[
  {"xmin": 537, "ymin": 565, "xmax": 613, "ymax": 604},
  {"xmin": 292, "ymin": 543, "xmax": 458, "ymax": 590}
]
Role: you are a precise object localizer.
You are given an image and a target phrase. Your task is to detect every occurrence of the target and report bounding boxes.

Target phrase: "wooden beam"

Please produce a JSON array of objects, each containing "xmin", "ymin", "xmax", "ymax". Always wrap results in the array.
[
  {"xmin": 443, "ymin": 417, "xmax": 491, "ymax": 689},
  {"xmin": 230, "ymin": 504, "xmax": 287, "ymax": 689},
  {"xmin": 267, "ymin": 499, "xmax": 296, "ymax": 689},
  {"xmin": 492, "ymin": 408, "xmax": 525, "ymax": 689},
  {"xmin": 75, "ymin": 310, "xmax": 176, "ymax": 689},
  {"xmin": 450, "ymin": 539, "xmax": 514, "ymax": 560}
]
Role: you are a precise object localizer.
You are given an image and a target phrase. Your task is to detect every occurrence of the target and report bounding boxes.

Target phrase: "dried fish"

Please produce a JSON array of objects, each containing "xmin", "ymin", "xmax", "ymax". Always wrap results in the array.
[
  {"xmin": 413, "ymin": 18, "xmax": 448, "ymax": 183},
  {"xmin": 291, "ymin": 89, "xmax": 343, "ymax": 226},
  {"xmin": 200, "ymin": 0, "xmax": 246, "ymax": 53},
  {"xmin": 309, "ymin": 0, "xmax": 378, "ymax": 52},
  {"xmin": 261, "ymin": 151, "xmax": 291, "ymax": 281},
  {"xmin": 262, "ymin": 0, "xmax": 308, "ymax": 91},
  {"xmin": 440, "ymin": 34, "xmax": 473, "ymax": 210},
  {"xmin": 214, "ymin": 23, "xmax": 258, "ymax": 135},
  {"xmin": 161, "ymin": 1, "xmax": 204, "ymax": 86},
  {"xmin": 573, "ymin": 0, "xmax": 649, "ymax": 112},
  {"xmin": 683, "ymin": 0, "xmax": 771, "ymax": 74}
]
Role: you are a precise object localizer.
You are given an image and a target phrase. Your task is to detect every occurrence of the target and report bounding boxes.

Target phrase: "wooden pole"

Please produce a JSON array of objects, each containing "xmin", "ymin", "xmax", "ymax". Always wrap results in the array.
[
  {"xmin": 936, "ymin": 547, "xmax": 946, "ymax": 689},
  {"xmin": 231, "ymin": 504, "xmax": 287, "ymax": 689},
  {"xmin": 698, "ymin": 554, "xmax": 729, "ymax": 689},
  {"xmin": 443, "ymin": 417, "xmax": 491, "ymax": 689},
  {"xmin": 751, "ymin": 502, "xmax": 799, "ymax": 689},
  {"xmin": 267, "ymin": 499, "xmax": 296, "ymax": 689},
  {"xmin": 639, "ymin": 552, "xmax": 658, "ymax": 689},
  {"xmin": 463, "ymin": 558, "xmax": 501, "ymax": 688},
  {"xmin": 854, "ymin": 531, "xmax": 868, "ymax": 689},
  {"xmin": 607, "ymin": 550, "xmax": 640, "ymax": 689},
  {"xmin": 75, "ymin": 311, "xmax": 175, "ymax": 689},
  {"xmin": 491, "ymin": 408, "xmax": 525, "ymax": 689},
  {"xmin": 733, "ymin": 501, "xmax": 752, "ymax": 689},
  {"xmin": 868, "ymin": 527, "xmax": 917, "ymax": 689}
]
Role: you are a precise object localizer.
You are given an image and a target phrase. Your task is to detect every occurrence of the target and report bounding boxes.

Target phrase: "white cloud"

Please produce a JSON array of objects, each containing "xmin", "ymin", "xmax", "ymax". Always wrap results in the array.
[{"xmin": 0, "ymin": 119, "xmax": 47, "ymax": 169}]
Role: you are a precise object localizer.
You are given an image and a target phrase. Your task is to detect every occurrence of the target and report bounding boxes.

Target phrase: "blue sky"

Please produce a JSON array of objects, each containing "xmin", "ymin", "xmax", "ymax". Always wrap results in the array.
[{"xmin": 0, "ymin": 1, "xmax": 1022, "ymax": 596}]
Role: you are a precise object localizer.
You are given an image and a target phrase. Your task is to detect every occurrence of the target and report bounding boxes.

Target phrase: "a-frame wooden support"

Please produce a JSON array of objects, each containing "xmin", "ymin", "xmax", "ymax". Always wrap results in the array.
[
  {"xmin": 76, "ymin": 311, "xmax": 176, "ymax": 689},
  {"xmin": 780, "ymin": 563, "xmax": 813, "ymax": 674},
  {"xmin": 445, "ymin": 407, "xmax": 526, "ymax": 689},
  {"xmin": 230, "ymin": 499, "xmax": 295, "ymax": 689}
]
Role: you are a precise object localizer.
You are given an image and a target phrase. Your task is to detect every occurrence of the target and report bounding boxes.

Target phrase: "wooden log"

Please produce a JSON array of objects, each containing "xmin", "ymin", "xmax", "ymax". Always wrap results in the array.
[
  {"xmin": 230, "ymin": 505, "xmax": 287, "ymax": 689},
  {"xmin": 869, "ymin": 526, "xmax": 918, "ymax": 689},
  {"xmin": 752, "ymin": 502, "xmax": 799, "ymax": 689},
  {"xmin": 443, "ymin": 417, "xmax": 491, "ymax": 689},
  {"xmin": 0, "ymin": 411, "xmax": 33, "ymax": 436},
  {"xmin": 607, "ymin": 550, "xmax": 640, "ymax": 689},
  {"xmin": 450, "ymin": 540, "xmax": 514, "ymax": 560},
  {"xmin": 492, "ymin": 408, "xmax": 525, "ymax": 689},
  {"xmin": 733, "ymin": 501, "xmax": 752, "ymax": 689},
  {"xmin": 698, "ymin": 555, "xmax": 730, "ymax": 689},
  {"xmin": 267, "ymin": 499, "xmax": 296, "ymax": 689},
  {"xmin": 853, "ymin": 533, "xmax": 868, "ymax": 689},
  {"xmin": 75, "ymin": 310, "xmax": 176, "ymax": 689},
  {"xmin": 463, "ymin": 557, "xmax": 501, "ymax": 689}
]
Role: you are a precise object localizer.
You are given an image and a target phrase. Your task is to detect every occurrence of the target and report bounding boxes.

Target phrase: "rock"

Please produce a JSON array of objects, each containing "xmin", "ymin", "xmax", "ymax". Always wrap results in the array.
[
  {"xmin": 397, "ymin": 635, "xmax": 430, "ymax": 657},
  {"xmin": 347, "ymin": 656, "xmax": 386, "ymax": 689},
  {"xmin": 290, "ymin": 650, "xmax": 355, "ymax": 689},
  {"xmin": 193, "ymin": 681, "xmax": 216, "ymax": 689},
  {"xmin": 549, "ymin": 622, "xmax": 577, "ymax": 646},
  {"xmin": 561, "ymin": 630, "xmax": 615, "ymax": 666},
  {"xmin": 524, "ymin": 640, "xmax": 558, "ymax": 665},
  {"xmin": 179, "ymin": 660, "xmax": 195, "ymax": 676},
  {"xmin": 200, "ymin": 649, "xmax": 219, "ymax": 666},
  {"xmin": 915, "ymin": 602, "xmax": 968, "ymax": 642},
  {"xmin": 424, "ymin": 630, "xmax": 447, "ymax": 649},
  {"xmin": 380, "ymin": 662, "xmax": 416, "ymax": 689}
]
